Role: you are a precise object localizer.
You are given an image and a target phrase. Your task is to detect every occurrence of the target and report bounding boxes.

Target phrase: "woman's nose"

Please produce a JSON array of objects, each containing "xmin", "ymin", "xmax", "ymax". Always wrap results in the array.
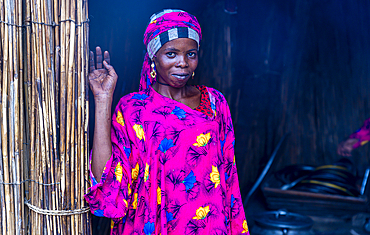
[{"xmin": 175, "ymin": 56, "xmax": 188, "ymax": 67}]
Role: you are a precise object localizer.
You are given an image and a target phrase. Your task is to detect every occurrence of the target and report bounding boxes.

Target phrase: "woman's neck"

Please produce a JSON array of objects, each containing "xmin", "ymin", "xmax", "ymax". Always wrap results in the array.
[
  {"xmin": 152, "ymin": 82, "xmax": 201, "ymax": 109},
  {"xmin": 152, "ymin": 81, "xmax": 189, "ymax": 101}
]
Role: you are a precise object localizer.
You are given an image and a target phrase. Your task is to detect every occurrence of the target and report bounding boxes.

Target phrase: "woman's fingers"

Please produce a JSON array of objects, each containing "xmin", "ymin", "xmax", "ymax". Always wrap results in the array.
[
  {"xmin": 104, "ymin": 51, "xmax": 110, "ymax": 65},
  {"xmin": 89, "ymin": 51, "xmax": 95, "ymax": 73},
  {"xmin": 96, "ymin": 46, "xmax": 103, "ymax": 69},
  {"xmin": 103, "ymin": 60, "xmax": 116, "ymax": 76}
]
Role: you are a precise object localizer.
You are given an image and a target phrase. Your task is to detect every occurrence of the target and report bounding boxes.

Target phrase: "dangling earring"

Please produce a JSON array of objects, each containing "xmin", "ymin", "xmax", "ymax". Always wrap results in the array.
[
  {"xmin": 150, "ymin": 62, "xmax": 156, "ymax": 79},
  {"xmin": 192, "ymin": 71, "xmax": 195, "ymax": 79}
]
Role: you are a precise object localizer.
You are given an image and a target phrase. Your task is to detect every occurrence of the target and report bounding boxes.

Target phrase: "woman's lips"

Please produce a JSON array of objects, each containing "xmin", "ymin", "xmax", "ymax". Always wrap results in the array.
[{"xmin": 172, "ymin": 73, "xmax": 189, "ymax": 80}]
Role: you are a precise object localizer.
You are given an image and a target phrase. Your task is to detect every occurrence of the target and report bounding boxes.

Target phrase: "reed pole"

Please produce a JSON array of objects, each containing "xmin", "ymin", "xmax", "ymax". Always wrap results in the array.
[
  {"xmin": 11, "ymin": 0, "xmax": 22, "ymax": 233},
  {"xmin": 0, "ymin": 1, "xmax": 7, "ymax": 233},
  {"xmin": 66, "ymin": 1, "xmax": 77, "ymax": 234},
  {"xmin": 17, "ymin": 0, "xmax": 26, "ymax": 233},
  {"xmin": 2, "ymin": 1, "xmax": 14, "ymax": 233}
]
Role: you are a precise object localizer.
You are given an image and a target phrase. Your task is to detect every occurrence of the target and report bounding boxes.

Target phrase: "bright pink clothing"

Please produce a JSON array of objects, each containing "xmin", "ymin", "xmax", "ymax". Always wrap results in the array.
[
  {"xmin": 349, "ymin": 118, "xmax": 370, "ymax": 148},
  {"xmin": 84, "ymin": 86, "xmax": 249, "ymax": 235}
]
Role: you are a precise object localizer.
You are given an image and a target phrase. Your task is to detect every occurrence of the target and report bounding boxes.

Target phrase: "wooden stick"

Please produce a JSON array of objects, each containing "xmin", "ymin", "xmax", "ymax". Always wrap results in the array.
[
  {"xmin": 76, "ymin": 3, "xmax": 81, "ymax": 233},
  {"xmin": 0, "ymin": 0, "xmax": 7, "ymax": 233},
  {"xmin": 7, "ymin": 0, "xmax": 17, "ymax": 232},
  {"xmin": 52, "ymin": 1, "xmax": 63, "ymax": 234},
  {"xmin": 28, "ymin": 0, "xmax": 37, "ymax": 233},
  {"xmin": 67, "ymin": 1, "xmax": 77, "ymax": 233},
  {"xmin": 84, "ymin": 1, "xmax": 91, "ymax": 232},
  {"xmin": 2, "ymin": 1, "xmax": 15, "ymax": 233},
  {"xmin": 17, "ymin": 0, "xmax": 26, "ymax": 233},
  {"xmin": 30, "ymin": 0, "xmax": 41, "ymax": 233},
  {"xmin": 10, "ymin": 0, "xmax": 22, "ymax": 233}
]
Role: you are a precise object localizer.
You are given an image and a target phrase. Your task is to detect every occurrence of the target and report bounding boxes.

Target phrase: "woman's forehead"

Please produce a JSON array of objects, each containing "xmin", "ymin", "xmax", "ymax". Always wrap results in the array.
[{"xmin": 160, "ymin": 38, "xmax": 198, "ymax": 50}]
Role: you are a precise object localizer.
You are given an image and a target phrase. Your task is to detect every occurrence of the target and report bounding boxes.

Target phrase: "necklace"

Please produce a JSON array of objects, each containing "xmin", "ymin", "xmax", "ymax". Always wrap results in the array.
[{"xmin": 156, "ymin": 80, "xmax": 170, "ymax": 86}]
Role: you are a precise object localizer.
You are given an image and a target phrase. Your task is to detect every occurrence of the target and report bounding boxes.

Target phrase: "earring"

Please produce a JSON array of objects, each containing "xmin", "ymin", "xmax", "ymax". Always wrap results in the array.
[
  {"xmin": 150, "ymin": 62, "xmax": 156, "ymax": 79},
  {"xmin": 192, "ymin": 72, "xmax": 195, "ymax": 79}
]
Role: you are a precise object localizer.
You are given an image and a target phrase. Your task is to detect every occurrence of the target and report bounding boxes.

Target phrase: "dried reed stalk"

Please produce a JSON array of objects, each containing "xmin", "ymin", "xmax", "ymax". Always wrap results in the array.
[
  {"xmin": 0, "ymin": 1, "xmax": 7, "ymax": 234},
  {"xmin": 2, "ymin": 1, "xmax": 14, "ymax": 234}
]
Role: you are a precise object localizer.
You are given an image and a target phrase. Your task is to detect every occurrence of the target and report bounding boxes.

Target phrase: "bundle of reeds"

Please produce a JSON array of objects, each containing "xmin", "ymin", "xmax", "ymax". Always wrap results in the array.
[{"xmin": 0, "ymin": 0, "xmax": 90, "ymax": 234}]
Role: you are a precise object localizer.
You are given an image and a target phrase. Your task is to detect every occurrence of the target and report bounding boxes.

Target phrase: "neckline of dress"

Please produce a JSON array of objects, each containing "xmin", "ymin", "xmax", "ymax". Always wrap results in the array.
[
  {"xmin": 148, "ymin": 85, "xmax": 214, "ymax": 119},
  {"xmin": 149, "ymin": 85, "xmax": 198, "ymax": 109}
]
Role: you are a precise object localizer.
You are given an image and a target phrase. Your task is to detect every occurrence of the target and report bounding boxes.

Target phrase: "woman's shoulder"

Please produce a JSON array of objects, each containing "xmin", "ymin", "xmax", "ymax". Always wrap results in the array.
[
  {"xmin": 202, "ymin": 86, "xmax": 227, "ymax": 104},
  {"xmin": 115, "ymin": 88, "xmax": 153, "ymax": 111}
]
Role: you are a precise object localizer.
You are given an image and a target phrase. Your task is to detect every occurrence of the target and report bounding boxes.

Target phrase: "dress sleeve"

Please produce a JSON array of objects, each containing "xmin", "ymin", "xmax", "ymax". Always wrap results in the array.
[
  {"xmin": 84, "ymin": 102, "xmax": 132, "ymax": 220},
  {"xmin": 349, "ymin": 118, "xmax": 370, "ymax": 148},
  {"xmin": 217, "ymin": 91, "xmax": 250, "ymax": 235}
]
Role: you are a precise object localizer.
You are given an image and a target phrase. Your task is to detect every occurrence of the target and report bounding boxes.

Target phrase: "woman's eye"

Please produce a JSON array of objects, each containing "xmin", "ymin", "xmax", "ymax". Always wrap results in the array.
[
  {"xmin": 188, "ymin": 52, "xmax": 197, "ymax": 58},
  {"xmin": 166, "ymin": 52, "xmax": 175, "ymax": 57}
]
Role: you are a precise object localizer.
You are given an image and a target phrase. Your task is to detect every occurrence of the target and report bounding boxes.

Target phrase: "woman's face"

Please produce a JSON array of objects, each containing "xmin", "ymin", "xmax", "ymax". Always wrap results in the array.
[{"xmin": 154, "ymin": 38, "xmax": 198, "ymax": 88}]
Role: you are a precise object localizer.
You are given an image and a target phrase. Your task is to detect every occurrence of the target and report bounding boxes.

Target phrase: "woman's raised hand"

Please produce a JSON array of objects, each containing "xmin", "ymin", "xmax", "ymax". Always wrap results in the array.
[
  {"xmin": 89, "ymin": 46, "xmax": 118, "ymax": 102},
  {"xmin": 337, "ymin": 138, "xmax": 359, "ymax": 156}
]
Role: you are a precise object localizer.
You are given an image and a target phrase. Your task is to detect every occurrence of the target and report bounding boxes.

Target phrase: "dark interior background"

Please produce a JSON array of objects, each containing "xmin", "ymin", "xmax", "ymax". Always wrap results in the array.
[{"xmin": 89, "ymin": 0, "xmax": 370, "ymax": 233}]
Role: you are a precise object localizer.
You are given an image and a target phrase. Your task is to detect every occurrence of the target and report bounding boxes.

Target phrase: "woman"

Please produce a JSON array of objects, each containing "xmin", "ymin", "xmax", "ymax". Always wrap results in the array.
[
  {"xmin": 85, "ymin": 9, "xmax": 249, "ymax": 235},
  {"xmin": 337, "ymin": 118, "xmax": 370, "ymax": 156}
]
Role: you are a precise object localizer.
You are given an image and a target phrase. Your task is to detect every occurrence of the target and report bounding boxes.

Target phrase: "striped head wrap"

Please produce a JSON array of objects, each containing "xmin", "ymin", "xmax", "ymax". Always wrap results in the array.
[{"xmin": 139, "ymin": 9, "xmax": 202, "ymax": 91}]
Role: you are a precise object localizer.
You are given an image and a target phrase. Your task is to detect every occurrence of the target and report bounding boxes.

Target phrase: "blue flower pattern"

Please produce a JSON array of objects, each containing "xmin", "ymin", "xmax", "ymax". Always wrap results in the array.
[
  {"xmin": 91, "ymin": 174, "xmax": 98, "ymax": 186},
  {"xmin": 143, "ymin": 222, "xmax": 155, "ymax": 235},
  {"xmin": 158, "ymin": 138, "xmax": 175, "ymax": 153},
  {"xmin": 220, "ymin": 134, "xmax": 227, "ymax": 156},
  {"xmin": 124, "ymin": 146, "xmax": 131, "ymax": 159},
  {"xmin": 182, "ymin": 170, "xmax": 196, "ymax": 191},
  {"xmin": 166, "ymin": 211, "xmax": 176, "ymax": 222},
  {"xmin": 94, "ymin": 209, "xmax": 104, "ymax": 217},
  {"xmin": 231, "ymin": 194, "xmax": 235, "ymax": 208},
  {"xmin": 171, "ymin": 106, "xmax": 186, "ymax": 119},
  {"xmin": 132, "ymin": 94, "xmax": 149, "ymax": 100},
  {"xmin": 225, "ymin": 172, "xmax": 230, "ymax": 181}
]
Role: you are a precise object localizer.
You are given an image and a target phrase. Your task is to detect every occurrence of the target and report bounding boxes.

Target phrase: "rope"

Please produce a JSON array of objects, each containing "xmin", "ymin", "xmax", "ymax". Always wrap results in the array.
[
  {"xmin": 0, "ymin": 179, "xmax": 60, "ymax": 186},
  {"xmin": 0, "ymin": 18, "xmax": 90, "ymax": 28},
  {"xmin": 25, "ymin": 200, "xmax": 90, "ymax": 216}
]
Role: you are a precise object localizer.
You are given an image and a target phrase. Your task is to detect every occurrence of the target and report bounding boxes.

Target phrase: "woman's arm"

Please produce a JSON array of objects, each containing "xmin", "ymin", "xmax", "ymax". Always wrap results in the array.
[
  {"xmin": 337, "ymin": 118, "xmax": 370, "ymax": 156},
  {"xmin": 89, "ymin": 46, "xmax": 118, "ymax": 181}
]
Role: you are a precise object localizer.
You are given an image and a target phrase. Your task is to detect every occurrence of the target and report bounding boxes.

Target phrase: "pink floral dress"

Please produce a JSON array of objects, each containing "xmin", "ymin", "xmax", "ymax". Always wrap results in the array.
[{"xmin": 84, "ymin": 86, "xmax": 249, "ymax": 235}]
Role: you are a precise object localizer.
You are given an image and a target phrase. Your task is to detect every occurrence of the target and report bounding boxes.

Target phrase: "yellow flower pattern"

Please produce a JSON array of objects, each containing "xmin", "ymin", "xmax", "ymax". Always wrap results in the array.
[
  {"xmin": 144, "ymin": 163, "xmax": 149, "ymax": 182},
  {"xmin": 128, "ymin": 183, "xmax": 131, "ymax": 195},
  {"xmin": 242, "ymin": 220, "xmax": 249, "ymax": 233},
  {"xmin": 210, "ymin": 165, "xmax": 220, "ymax": 188},
  {"xmin": 132, "ymin": 163, "xmax": 139, "ymax": 181},
  {"xmin": 157, "ymin": 187, "xmax": 161, "ymax": 205},
  {"xmin": 132, "ymin": 193, "xmax": 138, "ymax": 209},
  {"xmin": 133, "ymin": 124, "xmax": 146, "ymax": 141},
  {"xmin": 115, "ymin": 162, "xmax": 123, "ymax": 183},
  {"xmin": 116, "ymin": 111, "xmax": 125, "ymax": 126},
  {"xmin": 123, "ymin": 198, "xmax": 128, "ymax": 208},
  {"xmin": 193, "ymin": 132, "xmax": 211, "ymax": 147},
  {"xmin": 111, "ymin": 219, "xmax": 114, "ymax": 229},
  {"xmin": 192, "ymin": 206, "xmax": 210, "ymax": 220}
]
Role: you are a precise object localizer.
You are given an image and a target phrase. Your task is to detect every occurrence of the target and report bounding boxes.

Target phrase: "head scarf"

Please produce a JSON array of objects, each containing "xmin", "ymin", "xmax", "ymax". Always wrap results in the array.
[{"xmin": 139, "ymin": 9, "xmax": 202, "ymax": 91}]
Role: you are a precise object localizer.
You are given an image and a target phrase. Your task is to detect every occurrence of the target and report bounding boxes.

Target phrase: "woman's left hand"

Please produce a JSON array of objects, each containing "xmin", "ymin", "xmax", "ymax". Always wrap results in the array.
[
  {"xmin": 89, "ymin": 46, "xmax": 118, "ymax": 103},
  {"xmin": 337, "ymin": 138, "xmax": 359, "ymax": 156}
]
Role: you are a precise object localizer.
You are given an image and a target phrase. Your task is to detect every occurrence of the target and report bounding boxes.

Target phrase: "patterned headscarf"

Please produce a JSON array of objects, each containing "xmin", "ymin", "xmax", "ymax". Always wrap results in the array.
[{"xmin": 139, "ymin": 9, "xmax": 202, "ymax": 91}]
